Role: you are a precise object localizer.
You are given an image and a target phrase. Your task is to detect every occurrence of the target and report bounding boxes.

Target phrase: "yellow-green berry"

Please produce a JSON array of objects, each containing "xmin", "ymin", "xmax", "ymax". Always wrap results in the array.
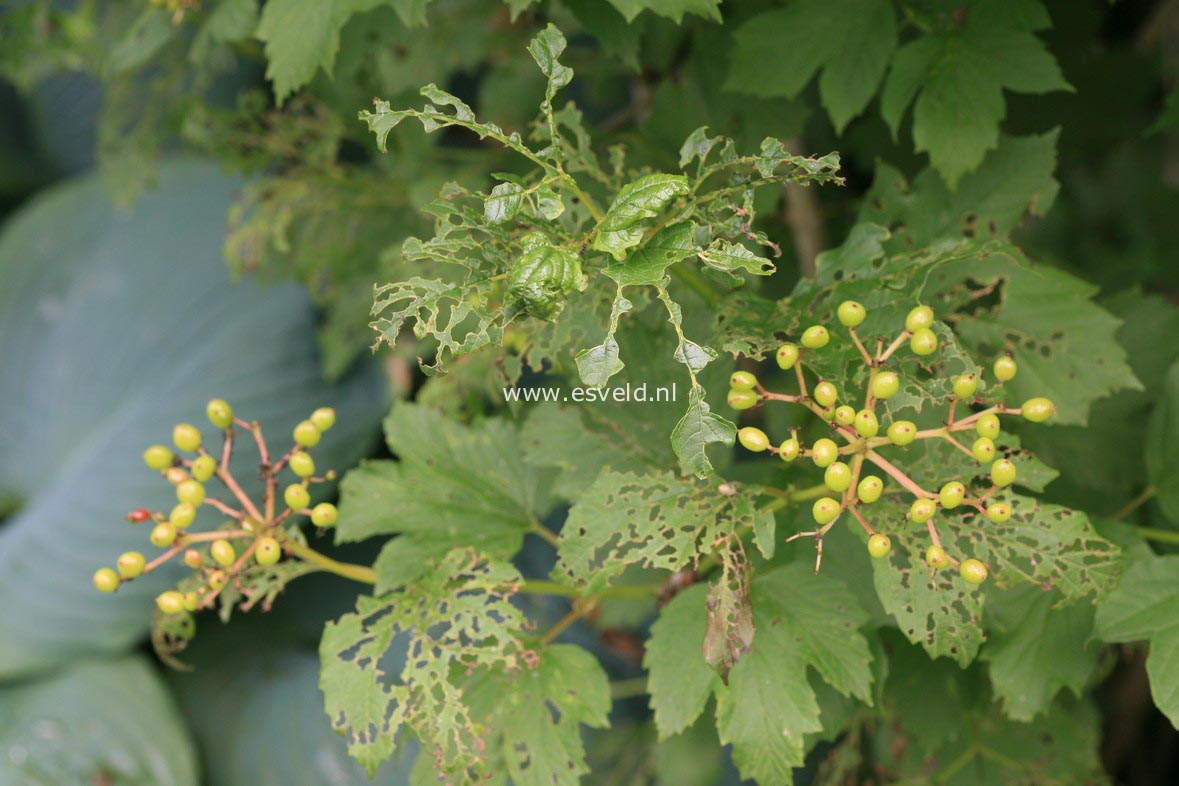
[
  {"xmin": 173, "ymin": 423, "xmax": 202, "ymax": 452},
  {"xmin": 190, "ymin": 455, "xmax": 216, "ymax": 483},
  {"xmin": 867, "ymin": 534, "xmax": 891, "ymax": 558},
  {"xmin": 971, "ymin": 437, "xmax": 996, "ymax": 463},
  {"xmin": 905, "ymin": 305, "xmax": 934, "ymax": 333},
  {"xmin": 952, "ymin": 374, "xmax": 979, "ymax": 399},
  {"xmin": 738, "ymin": 427, "xmax": 770, "ymax": 452},
  {"xmin": 143, "ymin": 445, "xmax": 174, "ymax": 471},
  {"xmin": 887, "ymin": 420, "xmax": 917, "ymax": 446},
  {"xmin": 857, "ymin": 476, "xmax": 884, "ymax": 504},
  {"xmin": 156, "ymin": 591, "xmax": 186, "ymax": 615},
  {"xmin": 976, "ymin": 413, "xmax": 1001, "ymax": 439},
  {"xmin": 991, "ymin": 458, "xmax": 1017, "ymax": 487},
  {"xmin": 1022, "ymin": 398, "xmax": 1056, "ymax": 423},
  {"xmin": 729, "ymin": 371, "xmax": 758, "ymax": 391},
  {"xmin": 150, "ymin": 522, "xmax": 177, "ymax": 548},
  {"xmin": 824, "ymin": 461, "xmax": 852, "ymax": 493},
  {"xmin": 311, "ymin": 503, "xmax": 338, "ymax": 527},
  {"xmin": 206, "ymin": 398, "xmax": 234, "ymax": 429},
  {"xmin": 211, "ymin": 539, "xmax": 236, "ymax": 567},
  {"xmin": 176, "ymin": 480, "xmax": 205, "ymax": 506},
  {"xmin": 910, "ymin": 328, "xmax": 938, "ymax": 356},
  {"xmin": 811, "ymin": 438, "xmax": 839, "ymax": 468},
  {"xmin": 293, "ymin": 420, "xmax": 321, "ymax": 447},
  {"xmin": 93, "ymin": 568, "xmax": 121, "ymax": 593},
  {"xmin": 959, "ymin": 558, "xmax": 988, "ymax": 584},
  {"xmin": 727, "ymin": 388, "xmax": 759, "ymax": 411},
  {"xmin": 289, "ymin": 451, "xmax": 316, "ymax": 478},
  {"xmin": 776, "ymin": 343, "xmax": 800, "ymax": 370},
  {"xmin": 837, "ymin": 300, "xmax": 866, "ymax": 327},
  {"xmin": 910, "ymin": 498, "xmax": 936, "ymax": 523},
  {"xmin": 812, "ymin": 497, "xmax": 841, "ymax": 525},
  {"xmin": 854, "ymin": 409, "xmax": 879, "ymax": 438},
  {"xmin": 284, "ymin": 483, "xmax": 311, "ymax": 510},
  {"xmin": 870, "ymin": 372, "xmax": 900, "ymax": 400},
  {"xmin": 994, "ymin": 355, "xmax": 1017, "ymax": 382},
  {"xmin": 814, "ymin": 381, "xmax": 838, "ymax": 408},
  {"xmin": 939, "ymin": 481, "xmax": 965, "ymax": 509},
  {"xmin": 310, "ymin": 407, "xmax": 336, "ymax": 432},
  {"xmin": 116, "ymin": 551, "xmax": 145, "ymax": 579},
  {"xmin": 778, "ymin": 438, "xmax": 800, "ymax": 462},
  {"xmin": 926, "ymin": 545, "xmax": 950, "ymax": 569}
]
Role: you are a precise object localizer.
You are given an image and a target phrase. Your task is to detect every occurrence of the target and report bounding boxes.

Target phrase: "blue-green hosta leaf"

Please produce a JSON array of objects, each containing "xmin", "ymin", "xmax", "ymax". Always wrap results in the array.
[
  {"xmin": 0, "ymin": 656, "xmax": 198, "ymax": 786},
  {"xmin": 671, "ymin": 387, "xmax": 735, "ymax": 478},
  {"xmin": 0, "ymin": 161, "xmax": 385, "ymax": 677},
  {"xmin": 592, "ymin": 173, "xmax": 688, "ymax": 260}
]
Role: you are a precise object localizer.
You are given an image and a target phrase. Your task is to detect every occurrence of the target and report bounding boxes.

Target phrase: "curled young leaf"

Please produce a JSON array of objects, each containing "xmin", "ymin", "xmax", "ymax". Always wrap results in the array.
[{"xmin": 507, "ymin": 233, "xmax": 588, "ymax": 321}]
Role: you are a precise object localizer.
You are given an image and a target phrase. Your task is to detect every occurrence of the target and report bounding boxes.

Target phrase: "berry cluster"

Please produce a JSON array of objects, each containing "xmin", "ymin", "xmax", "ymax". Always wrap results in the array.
[
  {"xmin": 92, "ymin": 400, "xmax": 341, "ymax": 620},
  {"xmin": 727, "ymin": 302, "xmax": 1056, "ymax": 585}
]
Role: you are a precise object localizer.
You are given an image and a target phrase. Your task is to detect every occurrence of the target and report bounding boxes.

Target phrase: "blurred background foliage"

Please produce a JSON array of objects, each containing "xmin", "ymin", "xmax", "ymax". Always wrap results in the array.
[{"xmin": 0, "ymin": 0, "xmax": 1177, "ymax": 784}]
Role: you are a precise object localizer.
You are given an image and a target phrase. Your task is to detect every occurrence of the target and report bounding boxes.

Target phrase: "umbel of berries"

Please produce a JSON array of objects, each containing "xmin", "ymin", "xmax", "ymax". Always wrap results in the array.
[
  {"xmin": 93, "ymin": 400, "xmax": 345, "ymax": 659},
  {"xmin": 726, "ymin": 301, "xmax": 1056, "ymax": 585}
]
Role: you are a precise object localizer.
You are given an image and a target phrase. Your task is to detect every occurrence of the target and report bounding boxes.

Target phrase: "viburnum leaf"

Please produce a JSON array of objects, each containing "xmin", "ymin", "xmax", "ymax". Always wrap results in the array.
[
  {"xmin": 604, "ymin": 222, "xmax": 698, "ymax": 287},
  {"xmin": 1145, "ymin": 361, "xmax": 1179, "ymax": 521},
  {"xmin": 671, "ymin": 387, "xmax": 736, "ymax": 478},
  {"xmin": 698, "ymin": 239, "xmax": 775, "ymax": 277},
  {"xmin": 592, "ymin": 174, "xmax": 689, "ymax": 260},
  {"xmin": 505, "ymin": 233, "xmax": 587, "ymax": 321},
  {"xmin": 484, "ymin": 181, "xmax": 525, "ymax": 225},
  {"xmin": 1095, "ymin": 555, "xmax": 1179, "ymax": 728},
  {"xmin": 644, "ymin": 585, "xmax": 721, "ymax": 737},
  {"xmin": 605, "ymin": 0, "xmax": 721, "ymax": 23}
]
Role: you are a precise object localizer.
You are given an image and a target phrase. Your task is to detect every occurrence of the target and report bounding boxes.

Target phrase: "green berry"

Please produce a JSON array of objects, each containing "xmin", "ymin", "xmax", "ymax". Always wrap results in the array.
[
  {"xmin": 727, "ymin": 388, "xmax": 759, "ymax": 411},
  {"xmin": 871, "ymin": 372, "xmax": 900, "ymax": 400},
  {"xmin": 910, "ymin": 498, "xmax": 936, "ymax": 523},
  {"xmin": 183, "ymin": 549, "xmax": 203, "ymax": 569},
  {"xmin": 176, "ymin": 479, "xmax": 206, "ymax": 506},
  {"xmin": 976, "ymin": 413, "xmax": 1001, "ymax": 439},
  {"xmin": 173, "ymin": 423, "xmax": 202, "ymax": 452},
  {"xmin": 854, "ymin": 409, "xmax": 880, "ymax": 438},
  {"xmin": 729, "ymin": 371, "xmax": 758, "ymax": 391},
  {"xmin": 834, "ymin": 405, "xmax": 855, "ymax": 426},
  {"xmin": 887, "ymin": 420, "xmax": 917, "ymax": 446},
  {"xmin": 289, "ymin": 451, "xmax": 316, "ymax": 478},
  {"xmin": 207, "ymin": 570, "xmax": 228, "ymax": 591},
  {"xmin": 837, "ymin": 300, "xmax": 866, "ymax": 327},
  {"xmin": 740, "ymin": 431, "xmax": 768, "ymax": 454},
  {"xmin": 971, "ymin": 437, "xmax": 996, "ymax": 463},
  {"xmin": 164, "ymin": 467, "xmax": 189, "ymax": 485},
  {"xmin": 909, "ymin": 328, "xmax": 938, "ymax": 356},
  {"xmin": 986, "ymin": 502, "xmax": 1013, "ymax": 523},
  {"xmin": 183, "ymin": 591, "xmax": 200, "ymax": 611},
  {"xmin": 813, "ymin": 381, "xmax": 838, "ymax": 408},
  {"xmin": 255, "ymin": 537, "xmax": 282, "ymax": 566},
  {"xmin": 867, "ymin": 534, "xmax": 891, "ymax": 559},
  {"xmin": 150, "ymin": 522, "xmax": 177, "ymax": 548},
  {"xmin": 143, "ymin": 445, "xmax": 174, "ymax": 471},
  {"xmin": 939, "ymin": 481, "xmax": 965, "ymax": 509},
  {"xmin": 284, "ymin": 483, "xmax": 311, "ymax": 510},
  {"xmin": 778, "ymin": 438, "xmax": 800, "ymax": 462},
  {"xmin": 857, "ymin": 476, "xmax": 884, "ymax": 504},
  {"xmin": 925, "ymin": 545, "xmax": 950, "ymax": 569},
  {"xmin": 211, "ymin": 539, "xmax": 236, "ymax": 567},
  {"xmin": 812, "ymin": 497, "xmax": 841, "ymax": 525},
  {"xmin": 1022, "ymin": 397, "xmax": 1056, "ymax": 423},
  {"xmin": 991, "ymin": 458, "xmax": 1017, "ymax": 488},
  {"xmin": 190, "ymin": 455, "xmax": 216, "ymax": 483},
  {"xmin": 905, "ymin": 305, "xmax": 934, "ymax": 333},
  {"xmin": 952, "ymin": 374, "xmax": 979, "ymax": 399},
  {"xmin": 811, "ymin": 438, "xmax": 839, "ymax": 468},
  {"xmin": 824, "ymin": 461, "xmax": 852, "ymax": 493},
  {"xmin": 310, "ymin": 407, "xmax": 336, "ymax": 432},
  {"xmin": 993, "ymin": 355, "xmax": 1017, "ymax": 382},
  {"xmin": 959, "ymin": 558, "xmax": 988, "ymax": 584},
  {"xmin": 311, "ymin": 503, "xmax": 338, "ymax": 527},
  {"xmin": 93, "ymin": 568, "xmax": 121, "ymax": 593},
  {"xmin": 116, "ymin": 551, "xmax": 145, "ymax": 579},
  {"xmin": 170, "ymin": 502, "xmax": 196, "ymax": 529},
  {"xmin": 293, "ymin": 420, "xmax": 322, "ymax": 447},
  {"xmin": 820, "ymin": 406, "xmax": 836, "ymax": 422},
  {"xmin": 156, "ymin": 591, "xmax": 186, "ymax": 615},
  {"xmin": 776, "ymin": 343, "xmax": 800, "ymax": 370},
  {"xmin": 801, "ymin": 325, "xmax": 829, "ymax": 349},
  {"xmin": 206, "ymin": 398, "xmax": 234, "ymax": 429}
]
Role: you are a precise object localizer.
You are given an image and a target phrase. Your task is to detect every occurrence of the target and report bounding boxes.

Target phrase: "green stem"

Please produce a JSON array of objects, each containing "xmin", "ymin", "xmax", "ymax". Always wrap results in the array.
[
  {"xmin": 1134, "ymin": 525, "xmax": 1179, "ymax": 546},
  {"xmin": 1112, "ymin": 485, "xmax": 1157, "ymax": 520},
  {"xmin": 283, "ymin": 539, "xmax": 377, "ymax": 585},
  {"xmin": 609, "ymin": 676, "xmax": 649, "ymax": 700}
]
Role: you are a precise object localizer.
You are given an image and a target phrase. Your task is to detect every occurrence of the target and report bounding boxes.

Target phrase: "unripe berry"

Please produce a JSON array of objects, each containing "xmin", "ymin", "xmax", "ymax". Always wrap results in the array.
[
  {"xmin": 887, "ymin": 420, "xmax": 917, "ymax": 446},
  {"xmin": 871, "ymin": 372, "xmax": 900, "ymax": 400},
  {"xmin": 952, "ymin": 374, "xmax": 979, "ymax": 399},
  {"xmin": 143, "ymin": 445, "xmax": 175, "ymax": 472},
  {"xmin": 905, "ymin": 305, "xmax": 934, "ymax": 333},
  {"xmin": 289, "ymin": 451, "xmax": 316, "ymax": 478},
  {"xmin": 738, "ymin": 427, "xmax": 770, "ymax": 453},
  {"xmin": 284, "ymin": 483, "xmax": 311, "ymax": 510},
  {"xmin": 255, "ymin": 537, "xmax": 282, "ymax": 566},
  {"xmin": 211, "ymin": 539, "xmax": 236, "ymax": 567},
  {"xmin": 1021, "ymin": 398, "xmax": 1056, "ymax": 423},
  {"xmin": 986, "ymin": 502, "xmax": 1013, "ymax": 523},
  {"xmin": 170, "ymin": 502, "xmax": 196, "ymax": 529},
  {"xmin": 190, "ymin": 455, "xmax": 216, "ymax": 483},
  {"xmin": 834, "ymin": 405, "xmax": 855, "ymax": 426},
  {"xmin": 206, "ymin": 398, "xmax": 234, "ymax": 429},
  {"xmin": 867, "ymin": 534, "xmax": 891, "ymax": 558},
  {"xmin": 925, "ymin": 545, "xmax": 950, "ymax": 569},
  {"xmin": 971, "ymin": 437, "xmax": 996, "ymax": 463},
  {"xmin": 991, "ymin": 458, "xmax": 1017, "ymax": 487},
  {"xmin": 811, "ymin": 438, "xmax": 839, "ymax": 468},
  {"xmin": 801, "ymin": 325, "xmax": 829, "ymax": 349},
  {"xmin": 812, "ymin": 497, "xmax": 841, "ymax": 525},
  {"xmin": 729, "ymin": 371, "xmax": 758, "ymax": 391},
  {"xmin": 824, "ymin": 461, "xmax": 852, "ymax": 493},
  {"xmin": 311, "ymin": 503, "xmax": 338, "ymax": 527},
  {"xmin": 910, "ymin": 328, "xmax": 938, "ymax": 356},
  {"xmin": 959, "ymin": 558, "xmax": 988, "ymax": 584},
  {"xmin": 156, "ymin": 591, "xmax": 186, "ymax": 615},
  {"xmin": 776, "ymin": 343, "xmax": 800, "ymax": 370},
  {"xmin": 910, "ymin": 498, "xmax": 936, "ymax": 523},
  {"xmin": 164, "ymin": 467, "xmax": 189, "ymax": 485},
  {"xmin": 727, "ymin": 388, "xmax": 758, "ymax": 411},
  {"xmin": 176, "ymin": 480, "xmax": 206, "ymax": 506},
  {"xmin": 173, "ymin": 423, "xmax": 202, "ymax": 452},
  {"xmin": 207, "ymin": 570, "xmax": 228, "ymax": 591},
  {"xmin": 183, "ymin": 549, "xmax": 203, "ymax": 569},
  {"xmin": 93, "ymin": 568, "xmax": 121, "ymax": 593},
  {"xmin": 854, "ymin": 409, "xmax": 879, "ymax": 438},
  {"xmin": 939, "ymin": 482, "xmax": 965, "ymax": 509},
  {"xmin": 993, "ymin": 355, "xmax": 1017, "ymax": 382},
  {"xmin": 976, "ymin": 413, "xmax": 1001, "ymax": 439},
  {"xmin": 820, "ymin": 406, "xmax": 836, "ymax": 422},
  {"xmin": 126, "ymin": 508, "xmax": 152, "ymax": 524},
  {"xmin": 150, "ymin": 522, "xmax": 177, "ymax": 548},
  {"xmin": 293, "ymin": 420, "xmax": 321, "ymax": 447},
  {"xmin": 310, "ymin": 407, "xmax": 336, "ymax": 432},
  {"xmin": 116, "ymin": 551, "xmax": 145, "ymax": 579},
  {"xmin": 857, "ymin": 476, "xmax": 884, "ymax": 504},
  {"xmin": 778, "ymin": 438, "xmax": 800, "ymax": 462},
  {"xmin": 837, "ymin": 300, "xmax": 866, "ymax": 327},
  {"xmin": 813, "ymin": 381, "xmax": 838, "ymax": 408},
  {"xmin": 182, "ymin": 591, "xmax": 200, "ymax": 611}
]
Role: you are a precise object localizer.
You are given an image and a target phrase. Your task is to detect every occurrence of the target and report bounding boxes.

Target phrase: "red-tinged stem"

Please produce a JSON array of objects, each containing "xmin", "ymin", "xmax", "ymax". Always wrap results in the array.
[
  {"xmin": 878, "ymin": 331, "xmax": 910, "ymax": 363},
  {"xmin": 215, "ymin": 467, "xmax": 264, "ymax": 522},
  {"xmin": 848, "ymin": 327, "xmax": 873, "ymax": 365},
  {"xmin": 946, "ymin": 399, "xmax": 957, "ymax": 426},
  {"xmin": 763, "ymin": 391, "xmax": 803, "ymax": 403},
  {"xmin": 144, "ymin": 546, "xmax": 182, "ymax": 573},
  {"xmin": 794, "ymin": 362, "xmax": 809, "ymax": 398},
  {"xmin": 847, "ymin": 454, "xmax": 865, "ymax": 507},
  {"xmin": 219, "ymin": 429, "xmax": 233, "ymax": 472},
  {"xmin": 866, "ymin": 451, "xmax": 936, "ymax": 499},
  {"xmin": 204, "ymin": 497, "xmax": 243, "ymax": 519},
  {"xmin": 940, "ymin": 432, "xmax": 976, "ymax": 460},
  {"xmin": 850, "ymin": 504, "xmax": 875, "ymax": 535}
]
